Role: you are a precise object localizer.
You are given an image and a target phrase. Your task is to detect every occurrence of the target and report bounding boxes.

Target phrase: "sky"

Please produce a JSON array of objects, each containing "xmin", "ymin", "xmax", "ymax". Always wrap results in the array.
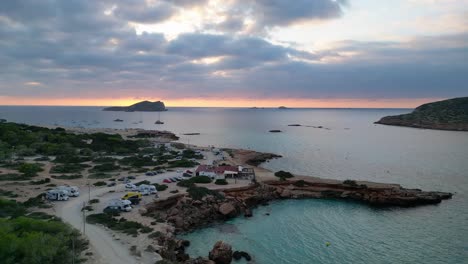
[{"xmin": 0, "ymin": 0, "xmax": 467, "ymax": 108}]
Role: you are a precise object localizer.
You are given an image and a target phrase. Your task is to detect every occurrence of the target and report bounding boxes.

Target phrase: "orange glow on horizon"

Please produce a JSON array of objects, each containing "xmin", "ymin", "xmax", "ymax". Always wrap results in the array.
[{"xmin": 0, "ymin": 96, "xmax": 445, "ymax": 109}]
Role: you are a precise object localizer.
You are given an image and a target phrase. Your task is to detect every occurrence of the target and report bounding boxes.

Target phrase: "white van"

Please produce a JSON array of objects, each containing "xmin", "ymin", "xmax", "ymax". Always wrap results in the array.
[
  {"xmin": 108, "ymin": 199, "xmax": 132, "ymax": 212},
  {"xmin": 46, "ymin": 189, "xmax": 69, "ymax": 201},
  {"xmin": 138, "ymin": 184, "xmax": 157, "ymax": 195},
  {"xmin": 56, "ymin": 186, "xmax": 80, "ymax": 197}
]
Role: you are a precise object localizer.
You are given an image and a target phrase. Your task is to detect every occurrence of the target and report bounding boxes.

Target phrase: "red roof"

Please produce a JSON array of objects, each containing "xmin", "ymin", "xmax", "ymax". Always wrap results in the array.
[{"xmin": 196, "ymin": 165, "xmax": 238, "ymax": 174}]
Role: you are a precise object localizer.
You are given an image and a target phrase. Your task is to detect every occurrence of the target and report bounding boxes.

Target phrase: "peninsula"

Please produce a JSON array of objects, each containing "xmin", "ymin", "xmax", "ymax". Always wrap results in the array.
[
  {"xmin": 103, "ymin": 100, "xmax": 167, "ymax": 112},
  {"xmin": 375, "ymin": 97, "xmax": 468, "ymax": 131}
]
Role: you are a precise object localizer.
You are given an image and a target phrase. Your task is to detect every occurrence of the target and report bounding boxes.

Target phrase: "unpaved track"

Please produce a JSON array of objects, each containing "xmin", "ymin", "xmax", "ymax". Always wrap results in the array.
[{"xmin": 56, "ymin": 186, "xmax": 138, "ymax": 264}]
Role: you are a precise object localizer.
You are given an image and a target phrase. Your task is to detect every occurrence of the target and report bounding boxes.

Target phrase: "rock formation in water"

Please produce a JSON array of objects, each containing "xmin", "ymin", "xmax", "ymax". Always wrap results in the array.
[
  {"xmin": 103, "ymin": 100, "xmax": 166, "ymax": 112},
  {"xmin": 375, "ymin": 97, "xmax": 468, "ymax": 131}
]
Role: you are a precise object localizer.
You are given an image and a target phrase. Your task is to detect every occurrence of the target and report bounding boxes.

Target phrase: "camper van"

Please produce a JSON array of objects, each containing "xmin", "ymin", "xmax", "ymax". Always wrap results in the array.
[
  {"xmin": 56, "ymin": 186, "xmax": 80, "ymax": 197},
  {"xmin": 46, "ymin": 189, "xmax": 69, "ymax": 201},
  {"xmin": 107, "ymin": 199, "xmax": 132, "ymax": 212},
  {"xmin": 138, "ymin": 184, "xmax": 157, "ymax": 195}
]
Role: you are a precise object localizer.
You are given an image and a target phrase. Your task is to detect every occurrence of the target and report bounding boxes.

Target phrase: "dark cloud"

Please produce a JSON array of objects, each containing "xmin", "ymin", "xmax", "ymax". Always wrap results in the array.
[{"xmin": 0, "ymin": 0, "xmax": 466, "ymax": 102}]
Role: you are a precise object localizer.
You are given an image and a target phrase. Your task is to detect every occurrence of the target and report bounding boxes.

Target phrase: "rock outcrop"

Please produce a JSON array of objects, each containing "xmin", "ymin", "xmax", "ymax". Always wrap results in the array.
[
  {"xmin": 209, "ymin": 241, "xmax": 232, "ymax": 264},
  {"xmin": 375, "ymin": 97, "xmax": 468, "ymax": 131}
]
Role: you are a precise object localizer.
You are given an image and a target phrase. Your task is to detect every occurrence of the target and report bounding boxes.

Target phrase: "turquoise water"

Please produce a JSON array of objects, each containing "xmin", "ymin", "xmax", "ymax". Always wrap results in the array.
[{"xmin": 1, "ymin": 106, "xmax": 467, "ymax": 263}]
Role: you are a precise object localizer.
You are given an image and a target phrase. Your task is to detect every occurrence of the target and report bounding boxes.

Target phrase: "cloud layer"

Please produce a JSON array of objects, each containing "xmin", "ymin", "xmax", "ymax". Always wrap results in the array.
[{"xmin": 0, "ymin": 0, "xmax": 466, "ymax": 105}]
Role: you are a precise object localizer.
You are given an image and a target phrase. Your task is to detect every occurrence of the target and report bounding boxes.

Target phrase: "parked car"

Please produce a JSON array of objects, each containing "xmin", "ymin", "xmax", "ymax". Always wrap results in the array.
[
  {"xmin": 145, "ymin": 171, "xmax": 156, "ymax": 176},
  {"xmin": 156, "ymin": 170, "xmax": 165, "ymax": 174},
  {"xmin": 103, "ymin": 206, "xmax": 120, "ymax": 215},
  {"xmin": 117, "ymin": 177, "xmax": 125, "ymax": 181},
  {"xmin": 163, "ymin": 179, "xmax": 172, "ymax": 183},
  {"xmin": 183, "ymin": 172, "xmax": 192, "ymax": 178},
  {"xmin": 127, "ymin": 175, "xmax": 136, "ymax": 180},
  {"xmin": 175, "ymin": 176, "xmax": 184, "ymax": 181},
  {"xmin": 125, "ymin": 183, "xmax": 137, "ymax": 190},
  {"xmin": 107, "ymin": 182, "xmax": 116, "ymax": 187}
]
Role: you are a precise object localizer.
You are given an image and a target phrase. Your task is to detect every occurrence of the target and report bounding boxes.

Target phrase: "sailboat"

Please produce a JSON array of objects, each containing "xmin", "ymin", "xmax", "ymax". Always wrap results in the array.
[{"xmin": 155, "ymin": 111, "xmax": 164, "ymax": 124}]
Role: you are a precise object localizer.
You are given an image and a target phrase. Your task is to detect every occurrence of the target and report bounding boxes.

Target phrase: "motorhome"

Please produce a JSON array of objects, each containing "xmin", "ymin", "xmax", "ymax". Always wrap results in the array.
[
  {"xmin": 138, "ymin": 184, "xmax": 157, "ymax": 195},
  {"xmin": 56, "ymin": 186, "xmax": 80, "ymax": 197},
  {"xmin": 46, "ymin": 189, "xmax": 69, "ymax": 201},
  {"xmin": 107, "ymin": 199, "xmax": 132, "ymax": 212}
]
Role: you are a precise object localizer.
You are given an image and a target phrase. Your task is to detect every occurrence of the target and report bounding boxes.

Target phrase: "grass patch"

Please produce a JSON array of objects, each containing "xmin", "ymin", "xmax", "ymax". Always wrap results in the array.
[{"xmin": 153, "ymin": 183, "xmax": 168, "ymax": 191}]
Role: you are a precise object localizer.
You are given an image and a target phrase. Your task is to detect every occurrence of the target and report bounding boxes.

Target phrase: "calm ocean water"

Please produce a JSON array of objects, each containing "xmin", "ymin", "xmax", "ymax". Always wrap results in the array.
[{"xmin": 1, "ymin": 106, "xmax": 467, "ymax": 263}]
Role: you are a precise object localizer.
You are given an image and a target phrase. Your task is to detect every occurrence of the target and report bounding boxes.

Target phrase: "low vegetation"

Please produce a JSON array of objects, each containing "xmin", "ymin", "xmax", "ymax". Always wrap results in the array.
[
  {"xmin": 93, "ymin": 181, "xmax": 107, "ymax": 186},
  {"xmin": 0, "ymin": 198, "xmax": 88, "ymax": 264},
  {"xmin": 51, "ymin": 174, "xmax": 83, "ymax": 180},
  {"xmin": 187, "ymin": 186, "xmax": 224, "ymax": 200},
  {"xmin": 215, "ymin": 179, "xmax": 228, "ymax": 185},
  {"xmin": 86, "ymin": 213, "xmax": 152, "ymax": 236},
  {"xmin": 274, "ymin": 170, "xmax": 294, "ymax": 179}
]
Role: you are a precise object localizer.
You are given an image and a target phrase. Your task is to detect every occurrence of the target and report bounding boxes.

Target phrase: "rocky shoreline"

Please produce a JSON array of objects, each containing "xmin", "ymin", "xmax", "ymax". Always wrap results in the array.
[{"xmin": 145, "ymin": 178, "xmax": 452, "ymax": 263}]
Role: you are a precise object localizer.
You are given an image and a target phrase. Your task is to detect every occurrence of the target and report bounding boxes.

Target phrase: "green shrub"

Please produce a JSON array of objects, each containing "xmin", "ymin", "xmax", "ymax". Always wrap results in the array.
[
  {"xmin": 89, "ymin": 199, "xmax": 99, "ymax": 204},
  {"xmin": 0, "ymin": 189, "xmax": 18, "ymax": 198},
  {"xmin": 93, "ymin": 181, "xmax": 106, "ymax": 186},
  {"xmin": 88, "ymin": 172, "xmax": 113, "ymax": 179},
  {"xmin": 191, "ymin": 176, "xmax": 212, "ymax": 184},
  {"xmin": 214, "ymin": 179, "xmax": 228, "ymax": 185},
  {"xmin": 18, "ymin": 163, "xmax": 43, "ymax": 177},
  {"xmin": 274, "ymin": 170, "xmax": 294, "ymax": 179},
  {"xmin": 187, "ymin": 186, "xmax": 223, "ymax": 200},
  {"xmin": 135, "ymin": 180, "xmax": 151, "ymax": 186},
  {"xmin": 51, "ymin": 174, "xmax": 83, "ymax": 180},
  {"xmin": 343, "ymin": 179, "xmax": 358, "ymax": 186},
  {"xmin": 86, "ymin": 213, "xmax": 149, "ymax": 235},
  {"xmin": 90, "ymin": 163, "xmax": 120, "ymax": 172},
  {"xmin": 167, "ymin": 159, "xmax": 198, "ymax": 168},
  {"xmin": 29, "ymin": 178, "xmax": 51, "ymax": 185},
  {"xmin": 153, "ymin": 183, "xmax": 168, "ymax": 191},
  {"xmin": 293, "ymin": 180, "xmax": 308, "ymax": 187},
  {"xmin": 177, "ymin": 179, "xmax": 195, "ymax": 188},
  {"xmin": 50, "ymin": 163, "xmax": 89, "ymax": 174},
  {"xmin": 0, "ymin": 173, "xmax": 31, "ymax": 181}
]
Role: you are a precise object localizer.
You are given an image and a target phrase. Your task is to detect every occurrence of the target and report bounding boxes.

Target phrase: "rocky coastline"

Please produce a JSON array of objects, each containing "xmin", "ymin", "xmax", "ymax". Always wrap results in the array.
[{"xmin": 145, "ymin": 178, "xmax": 452, "ymax": 263}]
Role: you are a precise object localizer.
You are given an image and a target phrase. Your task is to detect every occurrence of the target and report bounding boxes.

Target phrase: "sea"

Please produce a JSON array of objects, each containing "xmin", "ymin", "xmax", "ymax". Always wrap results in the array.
[{"xmin": 1, "ymin": 106, "xmax": 467, "ymax": 264}]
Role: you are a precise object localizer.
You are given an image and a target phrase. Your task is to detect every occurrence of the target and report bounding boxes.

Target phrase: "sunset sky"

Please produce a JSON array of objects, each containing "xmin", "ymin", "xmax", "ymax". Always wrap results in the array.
[{"xmin": 0, "ymin": 0, "xmax": 467, "ymax": 108}]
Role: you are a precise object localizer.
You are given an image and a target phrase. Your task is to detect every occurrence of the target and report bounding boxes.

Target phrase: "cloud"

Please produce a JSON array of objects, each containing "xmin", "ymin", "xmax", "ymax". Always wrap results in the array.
[{"xmin": 0, "ymin": 0, "xmax": 466, "ymax": 103}]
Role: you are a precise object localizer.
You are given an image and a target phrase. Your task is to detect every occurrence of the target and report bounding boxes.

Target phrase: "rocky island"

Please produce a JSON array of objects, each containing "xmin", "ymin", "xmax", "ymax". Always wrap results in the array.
[
  {"xmin": 103, "ymin": 100, "xmax": 167, "ymax": 112},
  {"xmin": 375, "ymin": 97, "xmax": 468, "ymax": 131}
]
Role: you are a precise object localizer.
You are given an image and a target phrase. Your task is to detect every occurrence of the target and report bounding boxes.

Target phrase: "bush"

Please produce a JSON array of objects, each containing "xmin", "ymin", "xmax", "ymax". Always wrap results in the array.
[
  {"xmin": 153, "ymin": 183, "xmax": 168, "ymax": 191},
  {"xmin": 50, "ymin": 163, "xmax": 89, "ymax": 174},
  {"xmin": 177, "ymin": 180, "xmax": 195, "ymax": 188},
  {"xmin": 93, "ymin": 181, "xmax": 106, "ymax": 187},
  {"xmin": 86, "ymin": 213, "xmax": 149, "ymax": 235},
  {"xmin": 0, "ymin": 173, "xmax": 32, "ymax": 181},
  {"xmin": 88, "ymin": 172, "xmax": 113, "ymax": 179},
  {"xmin": 0, "ymin": 216, "xmax": 87, "ymax": 264},
  {"xmin": 343, "ymin": 180, "xmax": 358, "ymax": 186},
  {"xmin": 135, "ymin": 180, "xmax": 151, "ymax": 186},
  {"xmin": 167, "ymin": 159, "xmax": 198, "ymax": 168},
  {"xmin": 29, "ymin": 178, "xmax": 51, "ymax": 185},
  {"xmin": 293, "ymin": 180, "xmax": 308, "ymax": 187},
  {"xmin": 187, "ymin": 186, "xmax": 223, "ymax": 201},
  {"xmin": 191, "ymin": 176, "xmax": 212, "ymax": 184},
  {"xmin": 274, "ymin": 170, "xmax": 294, "ymax": 179},
  {"xmin": 90, "ymin": 163, "xmax": 120, "ymax": 172},
  {"xmin": 215, "ymin": 179, "xmax": 228, "ymax": 185},
  {"xmin": 89, "ymin": 199, "xmax": 99, "ymax": 204},
  {"xmin": 18, "ymin": 163, "xmax": 43, "ymax": 177},
  {"xmin": 51, "ymin": 174, "xmax": 83, "ymax": 180}
]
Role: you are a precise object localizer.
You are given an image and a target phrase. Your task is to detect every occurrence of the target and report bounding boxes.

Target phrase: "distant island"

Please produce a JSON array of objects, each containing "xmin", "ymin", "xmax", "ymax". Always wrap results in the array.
[
  {"xmin": 375, "ymin": 97, "xmax": 468, "ymax": 131},
  {"xmin": 103, "ymin": 100, "xmax": 167, "ymax": 112},
  {"xmin": 278, "ymin": 106, "xmax": 289, "ymax": 109}
]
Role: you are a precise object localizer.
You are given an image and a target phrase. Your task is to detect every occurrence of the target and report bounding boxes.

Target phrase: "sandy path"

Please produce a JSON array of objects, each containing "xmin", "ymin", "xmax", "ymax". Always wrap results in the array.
[{"xmin": 56, "ymin": 186, "xmax": 138, "ymax": 264}]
